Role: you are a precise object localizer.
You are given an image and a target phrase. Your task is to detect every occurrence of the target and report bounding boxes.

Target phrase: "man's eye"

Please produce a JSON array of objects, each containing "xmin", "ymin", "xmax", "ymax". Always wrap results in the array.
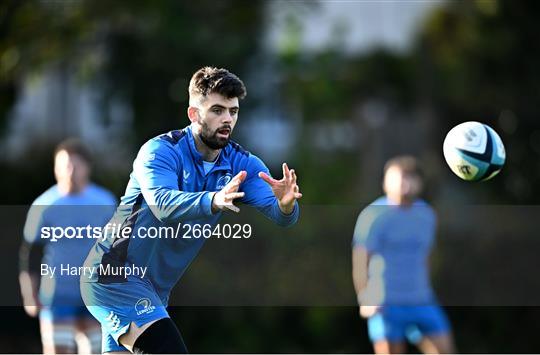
[
  {"xmin": 213, "ymin": 108, "xmax": 222, "ymax": 114},
  {"xmin": 230, "ymin": 110, "xmax": 238, "ymax": 116}
]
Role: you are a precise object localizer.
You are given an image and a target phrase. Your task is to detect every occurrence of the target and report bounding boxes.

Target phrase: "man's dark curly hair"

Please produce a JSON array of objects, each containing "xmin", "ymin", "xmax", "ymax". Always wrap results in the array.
[
  {"xmin": 54, "ymin": 138, "xmax": 92, "ymax": 165},
  {"xmin": 188, "ymin": 66, "xmax": 247, "ymax": 105},
  {"xmin": 384, "ymin": 155, "xmax": 423, "ymax": 180}
]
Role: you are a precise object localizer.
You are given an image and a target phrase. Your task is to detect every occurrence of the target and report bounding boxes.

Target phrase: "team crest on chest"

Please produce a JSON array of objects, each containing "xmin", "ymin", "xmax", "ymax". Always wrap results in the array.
[{"xmin": 216, "ymin": 174, "xmax": 232, "ymax": 190}]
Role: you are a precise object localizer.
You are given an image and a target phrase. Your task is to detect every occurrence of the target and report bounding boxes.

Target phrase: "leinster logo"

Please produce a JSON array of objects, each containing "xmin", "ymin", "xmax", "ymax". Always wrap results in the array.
[
  {"xmin": 216, "ymin": 174, "xmax": 232, "ymax": 190},
  {"xmin": 135, "ymin": 298, "xmax": 156, "ymax": 316}
]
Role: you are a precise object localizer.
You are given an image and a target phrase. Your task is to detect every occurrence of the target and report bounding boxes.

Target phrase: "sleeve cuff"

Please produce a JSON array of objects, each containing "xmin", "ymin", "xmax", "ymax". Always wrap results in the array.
[
  {"xmin": 274, "ymin": 200, "xmax": 299, "ymax": 226},
  {"xmin": 202, "ymin": 192, "xmax": 216, "ymax": 216}
]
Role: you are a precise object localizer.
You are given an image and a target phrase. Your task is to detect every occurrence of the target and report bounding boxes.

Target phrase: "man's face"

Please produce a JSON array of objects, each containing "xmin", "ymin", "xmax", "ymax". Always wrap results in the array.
[
  {"xmin": 383, "ymin": 166, "xmax": 422, "ymax": 204},
  {"xmin": 54, "ymin": 150, "xmax": 90, "ymax": 194},
  {"xmin": 193, "ymin": 92, "xmax": 239, "ymax": 149}
]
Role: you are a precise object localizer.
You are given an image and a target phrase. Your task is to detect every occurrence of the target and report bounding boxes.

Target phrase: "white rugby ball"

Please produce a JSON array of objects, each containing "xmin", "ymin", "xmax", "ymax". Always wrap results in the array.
[{"xmin": 443, "ymin": 121, "xmax": 505, "ymax": 181}]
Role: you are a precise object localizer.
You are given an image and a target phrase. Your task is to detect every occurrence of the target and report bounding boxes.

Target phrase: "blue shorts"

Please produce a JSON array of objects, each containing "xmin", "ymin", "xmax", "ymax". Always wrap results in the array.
[
  {"xmin": 40, "ymin": 305, "xmax": 94, "ymax": 323},
  {"xmin": 368, "ymin": 305, "xmax": 451, "ymax": 343},
  {"xmin": 81, "ymin": 277, "xmax": 169, "ymax": 353}
]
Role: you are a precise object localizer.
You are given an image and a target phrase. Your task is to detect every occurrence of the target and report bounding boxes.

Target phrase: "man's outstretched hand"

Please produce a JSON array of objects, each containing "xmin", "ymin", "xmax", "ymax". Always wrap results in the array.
[
  {"xmin": 211, "ymin": 171, "xmax": 246, "ymax": 213},
  {"xmin": 259, "ymin": 163, "xmax": 303, "ymax": 215}
]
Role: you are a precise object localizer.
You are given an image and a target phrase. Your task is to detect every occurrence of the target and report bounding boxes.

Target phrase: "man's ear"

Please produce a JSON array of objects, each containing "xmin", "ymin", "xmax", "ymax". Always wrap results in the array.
[{"xmin": 187, "ymin": 106, "xmax": 199, "ymax": 123}]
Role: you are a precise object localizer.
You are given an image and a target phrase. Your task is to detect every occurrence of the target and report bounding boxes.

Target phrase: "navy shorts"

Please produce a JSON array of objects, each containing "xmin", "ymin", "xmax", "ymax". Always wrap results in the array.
[
  {"xmin": 368, "ymin": 304, "xmax": 451, "ymax": 343},
  {"xmin": 81, "ymin": 277, "xmax": 169, "ymax": 353}
]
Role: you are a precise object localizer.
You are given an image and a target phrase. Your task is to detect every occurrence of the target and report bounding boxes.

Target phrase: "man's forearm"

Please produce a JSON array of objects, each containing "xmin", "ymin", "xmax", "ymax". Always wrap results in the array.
[
  {"xmin": 352, "ymin": 247, "xmax": 369, "ymax": 304},
  {"xmin": 19, "ymin": 271, "xmax": 39, "ymax": 304},
  {"xmin": 352, "ymin": 272, "xmax": 368, "ymax": 302}
]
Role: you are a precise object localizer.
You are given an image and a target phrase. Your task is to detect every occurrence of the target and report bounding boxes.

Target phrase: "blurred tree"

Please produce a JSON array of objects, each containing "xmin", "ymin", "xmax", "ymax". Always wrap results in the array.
[
  {"xmin": 417, "ymin": 0, "xmax": 540, "ymax": 203},
  {"xmin": 275, "ymin": 0, "xmax": 540, "ymax": 204},
  {"xmin": 0, "ymin": 0, "xmax": 265, "ymax": 144},
  {"xmin": 0, "ymin": 0, "xmax": 265, "ymax": 202}
]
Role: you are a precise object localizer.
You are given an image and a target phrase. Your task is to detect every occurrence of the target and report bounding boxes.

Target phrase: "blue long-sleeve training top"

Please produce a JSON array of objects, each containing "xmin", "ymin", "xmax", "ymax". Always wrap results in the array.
[{"xmin": 83, "ymin": 125, "xmax": 299, "ymax": 305}]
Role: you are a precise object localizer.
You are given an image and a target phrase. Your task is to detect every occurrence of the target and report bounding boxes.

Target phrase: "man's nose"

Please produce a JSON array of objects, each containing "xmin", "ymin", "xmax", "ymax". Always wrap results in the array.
[
  {"xmin": 222, "ymin": 113, "xmax": 233, "ymax": 124},
  {"xmin": 66, "ymin": 163, "xmax": 75, "ymax": 176}
]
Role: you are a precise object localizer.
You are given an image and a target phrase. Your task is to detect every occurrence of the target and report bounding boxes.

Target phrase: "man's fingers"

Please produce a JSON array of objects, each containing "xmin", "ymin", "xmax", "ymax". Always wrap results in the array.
[
  {"xmin": 290, "ymin": 169, "xmax": 300, "ymax": 196},
  {"xmin": 225, "ymin": 171, "xmax": 247, "ymax": 192},
  {"xmin": 224, "ymin": 203, "xmax": 240, "ymax": 213},
  {"xmin": 282, "ymin": 163, "xmax": 291, "ymax": 181},
  {"xmin": 230, "ymin": 170, "xmax": 247, "ymax": 185},
  {"xmin": 291, "ymin": 169, "xmax": 297, "ymax": 184},
  {"xmin": 236, "ymin": 170, "xmax": 247, "ymax": 182},
  {"xmin": 226, "ymin": 181, "xmax": 241, "ymax": 193},
  {"xmin": 226, "ymin": 192, "xmax": 245, "ymax": 200},
  {"xmin": 258, "ymin": 171, "xmax": 278, "ymax": 185}
]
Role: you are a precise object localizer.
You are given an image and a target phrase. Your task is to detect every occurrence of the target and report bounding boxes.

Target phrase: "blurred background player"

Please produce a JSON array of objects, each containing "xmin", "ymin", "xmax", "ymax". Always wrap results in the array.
[
  {"xmin": 352, "ymin": 156, "xmax": 455, "ymax": 354},
  {"xmin": 19, "ymin": 138, "xmax": 116, "ymax": 354}
]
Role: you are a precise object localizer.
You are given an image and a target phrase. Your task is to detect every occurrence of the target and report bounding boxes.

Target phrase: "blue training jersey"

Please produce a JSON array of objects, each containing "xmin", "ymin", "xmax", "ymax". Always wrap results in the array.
[
  {"xmin": 24, "ymin": 184, "xmax": 117, "ymax": 306},
  {"xmin": 83, "ymin": 125, "xmax": 299, "ymax": 305},
  {"xmin": 352, "ymin": 196, "xmax": 436, "ymax": 305}
]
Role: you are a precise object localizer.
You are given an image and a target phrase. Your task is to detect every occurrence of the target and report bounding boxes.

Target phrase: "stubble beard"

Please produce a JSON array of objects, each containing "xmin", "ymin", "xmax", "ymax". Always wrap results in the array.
[{"xmin": 199, "ymin": 120, "xmax": 231, "ymax": 150}]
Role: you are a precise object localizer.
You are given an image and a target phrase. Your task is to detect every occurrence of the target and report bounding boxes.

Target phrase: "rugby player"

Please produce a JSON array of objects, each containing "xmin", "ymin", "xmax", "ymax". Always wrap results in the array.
[
  {"xmin": 81, "ymin": 67, "xmax": 302, "ymax": 353},
  {"xmin": 20, "ymin": 139, "xmax": 116, "ymax": 353},
  {"xmin": 352, "ymin": 156, "xmax": 454, "ymax": 354}
]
